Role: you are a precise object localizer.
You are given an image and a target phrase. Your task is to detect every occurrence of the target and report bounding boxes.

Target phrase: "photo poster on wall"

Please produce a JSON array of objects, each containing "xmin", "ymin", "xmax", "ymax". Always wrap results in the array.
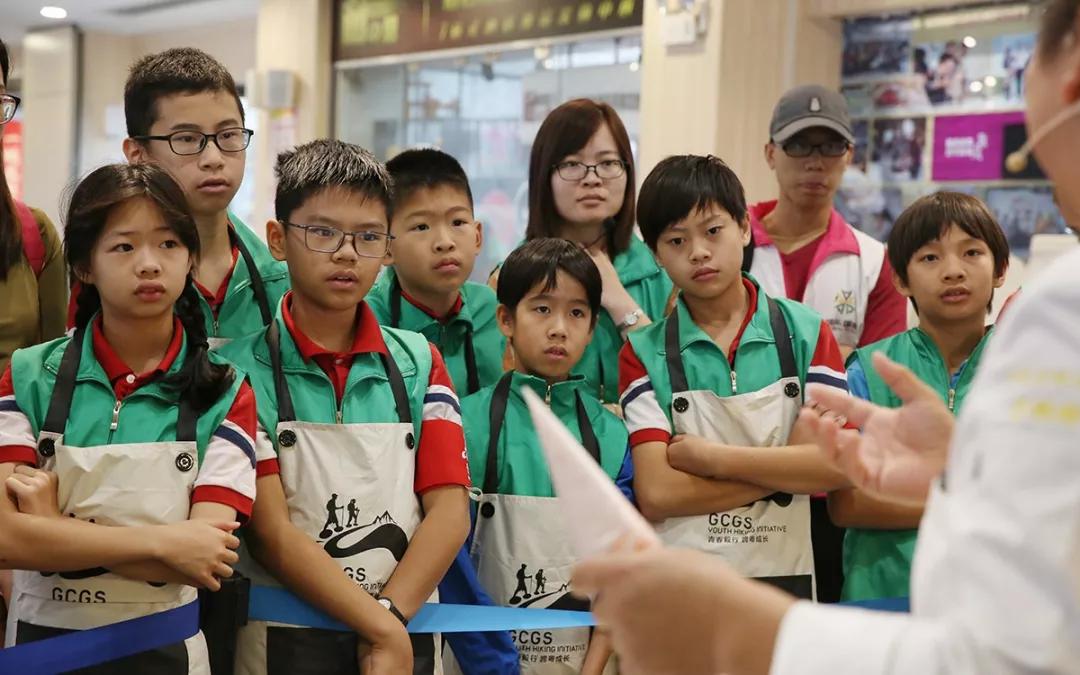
[
  {"xmin": 985, "ymin": 186, "xmax": 1069, "ymax": 259},
  {"xmin": 836, "ymin": 7, "xmax": 1060, "ymax": 258},
  {"xmin": 870, "ymin": 116, "xmax": 927, "ymax": 182},
  {"xmin": 841, "ymin": 12, "xmax": 1037, "ymax": 115}
]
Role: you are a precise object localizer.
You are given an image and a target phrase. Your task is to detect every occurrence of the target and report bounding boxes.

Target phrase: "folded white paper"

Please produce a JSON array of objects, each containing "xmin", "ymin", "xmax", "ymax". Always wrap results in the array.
[{"xmin": 522, "ymin": 387, "xmax": 659, "ymax": 558}]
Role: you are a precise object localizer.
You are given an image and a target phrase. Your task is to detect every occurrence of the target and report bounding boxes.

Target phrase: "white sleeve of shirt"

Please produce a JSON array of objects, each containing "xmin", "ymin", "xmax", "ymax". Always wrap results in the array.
[
  {"xmin": 253, "ymin": 421, "xmax": 277, "ymax": 464},
  {"xmin": 194, "ymin": 415, "xmax": 258, "ymax": 504},
  {"xmin": 771, "ymin": 249, "xmax": 1080, "ymax": 675}
]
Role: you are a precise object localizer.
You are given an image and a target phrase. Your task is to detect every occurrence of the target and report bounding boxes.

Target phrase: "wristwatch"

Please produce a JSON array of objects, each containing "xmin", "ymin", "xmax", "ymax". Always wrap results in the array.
[
  {"xmin": 617, "ymin": 309, "xmax": 643, "ymax": 332},
  {"xmin": 377, "ymin": 596, "xmax": 408, "ymax": 627}
]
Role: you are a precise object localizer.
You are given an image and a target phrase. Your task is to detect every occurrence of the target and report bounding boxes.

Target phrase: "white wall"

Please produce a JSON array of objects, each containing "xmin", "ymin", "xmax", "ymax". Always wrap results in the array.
[
  {"xmin": 21, "ymin": 26, "xmax": 79, "ymax": 225},
  {"xmin": 638, "ymin": 0, "xmax": 842, "ymax": 204},
  {"xmin": 77, "ymin": 20, "xmax": 257, "ymax": 177},
  {"xmin": 135, "ymin": 20, "xmax": 256, "ymax": 78}
]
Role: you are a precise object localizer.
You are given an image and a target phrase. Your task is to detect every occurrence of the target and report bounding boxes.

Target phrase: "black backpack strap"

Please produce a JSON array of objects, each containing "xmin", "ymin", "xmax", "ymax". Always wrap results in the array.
[
  {"xmin": 664, "ymin": 310, "xmax": 689, "ymax": 394},
  {"xmin": 233, "ymin": 227, "xmax": 273, "ymax": 328},
  {"xmin": 462, "ymin": 326, "xmax": 480, "ymax": 395},
  {"xmin": 265, "ymin": 321, "xmax": 297, "ymax": 424},
  {"xmin": 40, "ymin": 327, "xmax": 85, "ymax": 442},
  {"xmin": 575, "ymin": 392, "xmax": 601, "ymax": 464},
  {"xmin": 767, "ymin": 297, "xmax": 799, "ymax": 383},
  {"xmin": 380, "ymin": 349, "xmax": 413, "ymax": 426},
  {"xmin": 484, "ymin": 372, "xmax": 514, "ymax": 495},
  {"xmin": 176, "ymin": 400, "xmax": 198, "ymax": 443}
]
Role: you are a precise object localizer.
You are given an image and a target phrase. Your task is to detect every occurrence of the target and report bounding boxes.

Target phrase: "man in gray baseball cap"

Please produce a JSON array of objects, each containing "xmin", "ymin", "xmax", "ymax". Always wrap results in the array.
[
  {"xmin": 769, "ymin": 84, "xmax": 856, "ymax": 145},
  {"xmin": 746, "ymin": 83, "xmax": 907, "ymax": 605}
]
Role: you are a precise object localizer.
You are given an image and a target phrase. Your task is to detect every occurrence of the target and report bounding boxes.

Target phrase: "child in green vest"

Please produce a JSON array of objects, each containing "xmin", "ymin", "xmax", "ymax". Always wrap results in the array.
[
  {"xmin": 0, "ymin": 163, "xmax": 256, "ymax": 671},
  {"xmin": 366, "ymin": 149, "xmax": 505, "ymax": 396},
  {"xmin": 456, "ymin": 238, "xmax": 632, "ymax": 674},
  {"xmin": 220, "ymin": 140, "xmax": 471, "ymax": 674},
  {"xmin": 830, "ymin": 191, "xmax": 1010, "ymax": 601},
  {"xmin": 620, "ymin": 155, "xmax": 852, "ymax": 601}
]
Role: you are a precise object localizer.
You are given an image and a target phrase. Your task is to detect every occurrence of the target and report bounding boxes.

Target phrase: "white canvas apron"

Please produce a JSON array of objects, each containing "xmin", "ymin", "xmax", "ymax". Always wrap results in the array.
[
  {"xmin": 234, "ymin": 323, "xmax": 440, "ymax": 675},
  {"xmin": 464, "ymin": 373, "xmax": 613, "ymax": 675},
  {"xmin": 655, "ymin": 298, "xmax": 816, "ymax": 599},
  {"xmin": 4, "ymin": 327, "xmax": 208, "ymax": 674}
]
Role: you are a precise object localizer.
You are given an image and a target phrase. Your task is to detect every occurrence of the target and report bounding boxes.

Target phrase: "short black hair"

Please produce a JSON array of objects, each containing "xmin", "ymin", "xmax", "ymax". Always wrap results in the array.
[
  {"xmin": 274, "ymin": 139, "xmax": 393, "ymax": 223},
  {"xmin": 888, "ymin": 191, "xmax": 1010, "ymax": 313},
  {"xmin": 385, "ymin": 148, "xmax": 473, "ymax": 214},
  {"xmin": 125, "ymin": 47, "xmax": 244, "ymax": 138},
  {"xmin": 497, "ymin": 238, "xmax": 601, "ymax": 327},
  {"xmin": 637, "ymin": 155, "xmax": 748, "ymax": 251}
]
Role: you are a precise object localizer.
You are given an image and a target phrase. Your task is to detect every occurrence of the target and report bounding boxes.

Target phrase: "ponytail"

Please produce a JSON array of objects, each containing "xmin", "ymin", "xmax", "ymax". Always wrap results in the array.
[
  {"xmin": 163, "ymin": 277, "xmax": 234, "ymax": 413},
  {"xmin": 73, "ymin": 283, "xmax": 103, "ymax": 331}
]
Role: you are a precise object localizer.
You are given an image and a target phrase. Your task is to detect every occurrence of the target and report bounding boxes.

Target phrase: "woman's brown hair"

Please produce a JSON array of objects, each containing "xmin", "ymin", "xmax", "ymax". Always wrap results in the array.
[
  {"xmin": 526, "ymin": 99, "xmax": 636, "ymax": 255},
  {"xmin": 0, "ymin": 37, "xmax": 23, "ymax": 281}
]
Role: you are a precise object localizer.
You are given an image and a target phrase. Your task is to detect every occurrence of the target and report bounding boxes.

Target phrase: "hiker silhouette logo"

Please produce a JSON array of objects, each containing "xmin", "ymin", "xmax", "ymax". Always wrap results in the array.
[{"xmin": 317, "ymin": 494, "xmax": 409, "ymax": 562}]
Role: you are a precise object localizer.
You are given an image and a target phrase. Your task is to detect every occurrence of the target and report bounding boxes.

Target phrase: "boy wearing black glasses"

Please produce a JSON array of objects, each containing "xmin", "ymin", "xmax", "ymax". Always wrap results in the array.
[
  {"xmin": 747, "ymin": 84, "xmax": 907, "ymax": 603},
  {"xmin": 116, "ymin": 47, "xmax": 288, "ymax": 346},
  {"xmin": 220, "ymin": 139, "xmax": 471, "ymax": 674}
]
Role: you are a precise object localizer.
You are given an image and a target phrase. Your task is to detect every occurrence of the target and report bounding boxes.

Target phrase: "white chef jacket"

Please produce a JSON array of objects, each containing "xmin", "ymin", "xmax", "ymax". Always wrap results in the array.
[{"xmin": 771, "ymin": 247, "xmax": 1080, "ymax": 674}]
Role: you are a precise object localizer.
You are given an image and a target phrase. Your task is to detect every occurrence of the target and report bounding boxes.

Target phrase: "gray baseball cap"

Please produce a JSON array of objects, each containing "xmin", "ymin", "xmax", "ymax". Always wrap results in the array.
[{"xmin": 769, "ymin": 84, "xmax": 854, "ymax": 145}]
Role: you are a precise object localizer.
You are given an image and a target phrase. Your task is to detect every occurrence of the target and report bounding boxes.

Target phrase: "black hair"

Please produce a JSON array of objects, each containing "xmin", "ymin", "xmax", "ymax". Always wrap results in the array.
[
  {"xmin": 0, "ymin": 36, "xmax": 21, "ymax": 280},
  {"xmin": 124, "ymin": 47, "xmax": 244, "ymax": 138},
  {"xmin": 385, "ymin": 148, "xmax": 473, "ymax": 216},
  {"xmin": 637, "ymin": 155, "xmax": 748, "ymax": 251},
  {"xmin": 888, "ymin": 191, "xmax": 1010, "ymax": 314},
  {"xmin": 497, "ymin": 238, "xmax": 602, "ymax": 327},
  {"xmin": 0, "ymin": 36, "xmax": 8, "ymax": 84},
  {"xmin": 1039, "ymin": 0, "xmax": 1080, "ymax": 61},
  {"xmin": 274, "ymin": 139, "xmax": 393, "ymax": 223},
  {"xmin": 65, "ymin": 164, "xmax": 233, "ymax": 413}
]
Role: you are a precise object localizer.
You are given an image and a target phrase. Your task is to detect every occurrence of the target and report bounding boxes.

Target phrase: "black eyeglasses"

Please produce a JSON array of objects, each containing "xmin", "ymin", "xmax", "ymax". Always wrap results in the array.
[
  {"xmin": 1, "ymin": 94, "xmax": 20, "ymax": 125},
  {"xmin": 283, "ymin": 222, "xmax": 394, "ymax": 258},
  {"xmin": 552, "ymin": 159, "xmax": 627, "ymax": 181},
  {"xmin": 780, "ymin": 138, "xmax": 851, "ymax": 158},
  {"xmin": 131, "ymin": 128, "xmax": 254, "ymax": 156}
]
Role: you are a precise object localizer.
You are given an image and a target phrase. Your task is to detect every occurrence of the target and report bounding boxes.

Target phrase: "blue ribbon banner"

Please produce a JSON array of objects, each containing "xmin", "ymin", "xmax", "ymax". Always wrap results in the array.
[
  {"xmin": 248, "ymin": 585, "xmax": 597, "ymax": 633},
  {"xmin": 0, "ymin": 600, "xmax": 199, "ymax": 675},
  {"xmin": 0, "ymin": 589, "xmax": 908, "ymax": 673}
]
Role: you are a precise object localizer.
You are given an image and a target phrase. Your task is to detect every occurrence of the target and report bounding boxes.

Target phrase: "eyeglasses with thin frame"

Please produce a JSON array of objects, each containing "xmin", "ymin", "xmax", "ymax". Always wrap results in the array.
[
  {"xmin": 1, "ymin": 94, "xmax": 20, "ymax": 125},
  {"xmin": 552, "ymin": 159, "xmax": 628, "ymax": 181},
  {"xmin": 780, "ymin": 138, "xmax": 851, "ymax": 159},
  {"xmin": 131, "ymin": 128, "xmax": 254, "ymax": 156},
  {"xmin": 283, "ymin": 222, "xmax": 394, "ymax": 258}
]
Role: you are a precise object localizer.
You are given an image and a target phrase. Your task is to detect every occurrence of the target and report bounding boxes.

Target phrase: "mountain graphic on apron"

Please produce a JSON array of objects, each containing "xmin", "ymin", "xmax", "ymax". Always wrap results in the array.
[{"xmin": 317, "ymin": 504, "xmax": 409, "ymax": 562}]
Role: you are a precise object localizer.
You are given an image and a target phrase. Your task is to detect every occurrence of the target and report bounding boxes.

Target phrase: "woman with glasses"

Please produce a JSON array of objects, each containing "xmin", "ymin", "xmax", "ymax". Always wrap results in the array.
[
  {"xmin": 0, "ymin": 37, "xmax": 67, "ymax": 374},
  {"xmin": 494, "ymin": 98, "xmax": 672, "ymax": 406}
]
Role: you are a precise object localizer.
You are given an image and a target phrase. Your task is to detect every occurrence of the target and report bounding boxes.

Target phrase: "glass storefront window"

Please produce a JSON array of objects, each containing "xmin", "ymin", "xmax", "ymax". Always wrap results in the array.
[
  {"xmin": 335, "ymin": 33, "xmax": 641, "ymax": 281},
  {"xmin": 836, "ymin": 2, "xmax": 1070, "ymax": 263}
]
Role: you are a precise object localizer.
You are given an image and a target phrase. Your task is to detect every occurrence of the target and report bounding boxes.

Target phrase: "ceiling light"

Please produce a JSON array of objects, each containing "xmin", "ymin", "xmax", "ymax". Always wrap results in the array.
[
  {"xmin": 40, "ymin": 6, "xmax": 67, "ymax": 19},
  {"xmin": 962, "ymin": 36, "xmax": 977, "ymax": 48}
]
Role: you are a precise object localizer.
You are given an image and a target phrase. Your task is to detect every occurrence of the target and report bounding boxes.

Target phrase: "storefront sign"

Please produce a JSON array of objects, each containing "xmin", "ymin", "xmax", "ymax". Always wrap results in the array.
[
  {"xmin": 931, "ymin": 111, "xmax": 1029, "ymax": 181},
  {"xmin": 335, "ymin": 0, "xmax": 643, "ymax": 61}
]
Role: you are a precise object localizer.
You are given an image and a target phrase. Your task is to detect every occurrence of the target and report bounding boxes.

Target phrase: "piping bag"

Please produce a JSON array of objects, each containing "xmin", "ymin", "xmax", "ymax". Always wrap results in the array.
[{"xmin": 521, "ymin": 387, "xmax": 659, "ymax": 557}]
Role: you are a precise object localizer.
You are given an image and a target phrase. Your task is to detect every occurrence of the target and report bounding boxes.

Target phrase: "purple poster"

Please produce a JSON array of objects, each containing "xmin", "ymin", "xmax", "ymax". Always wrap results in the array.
[{"xmin": 932, "ymin": 111, "xmax": 1026, "ymax": 181}]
